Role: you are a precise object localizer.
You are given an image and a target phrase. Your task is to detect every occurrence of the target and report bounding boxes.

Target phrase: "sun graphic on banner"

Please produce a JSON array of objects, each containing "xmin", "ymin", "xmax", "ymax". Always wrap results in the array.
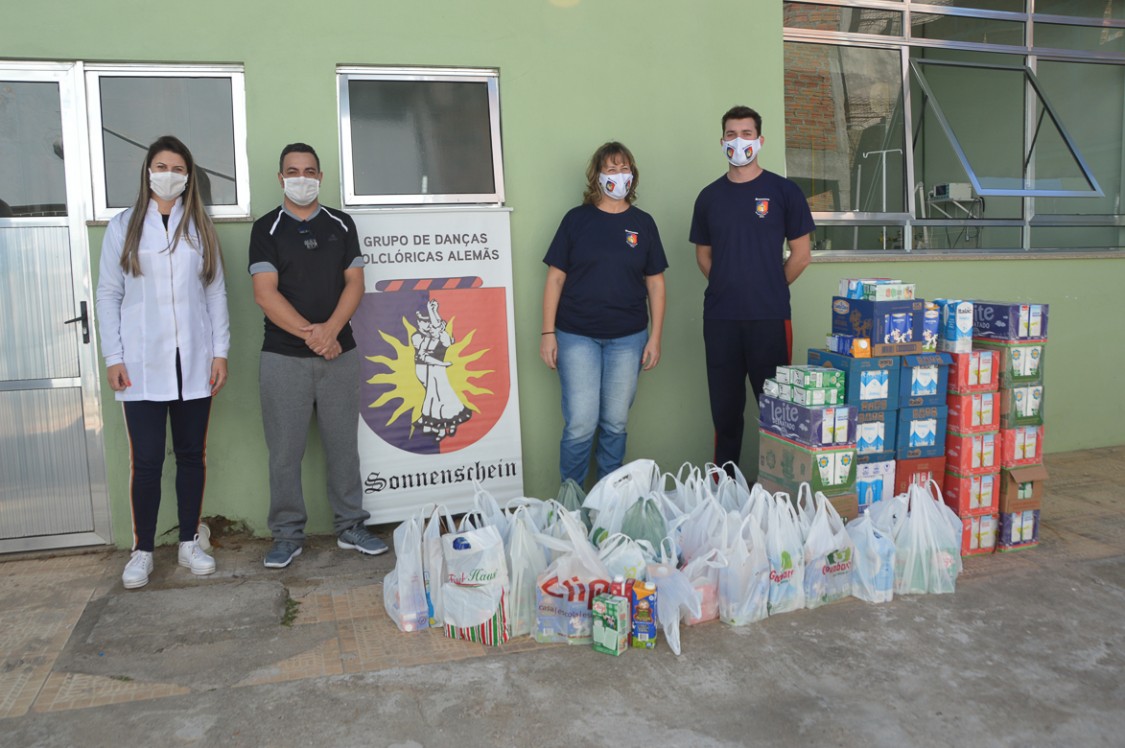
[{"xmin": 366, "ymin": 316, "xmax": 494, "ymax": 436}]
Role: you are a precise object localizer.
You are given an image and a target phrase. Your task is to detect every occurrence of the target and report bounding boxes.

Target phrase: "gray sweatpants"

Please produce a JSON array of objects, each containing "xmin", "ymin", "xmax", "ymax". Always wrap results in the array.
[{"xmin": 259, "ymin": 349, "xmax": 369, "ymax": 540}]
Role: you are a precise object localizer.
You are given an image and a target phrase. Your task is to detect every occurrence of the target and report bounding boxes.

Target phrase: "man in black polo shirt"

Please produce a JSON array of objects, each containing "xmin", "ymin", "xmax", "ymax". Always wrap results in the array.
[{"xmin": 249, "ymin": 142, "xmax": 387, "ymax": 568}]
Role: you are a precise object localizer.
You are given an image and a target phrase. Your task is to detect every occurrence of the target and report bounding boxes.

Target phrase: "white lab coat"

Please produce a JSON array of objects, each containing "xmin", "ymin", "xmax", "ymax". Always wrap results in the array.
[{"xmin": 96, "ymin": 199, "xmax": 230, "ymax": 401}]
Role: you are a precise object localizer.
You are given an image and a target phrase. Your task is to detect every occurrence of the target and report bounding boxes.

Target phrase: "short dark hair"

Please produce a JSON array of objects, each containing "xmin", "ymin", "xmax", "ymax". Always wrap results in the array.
[
  {"xmin": 279, "ymin": 142, "xmax": 320, "ymax": 172},
  {"xmin": 721, "ymin": 106, "xmax": 762, "ymax": 135}
]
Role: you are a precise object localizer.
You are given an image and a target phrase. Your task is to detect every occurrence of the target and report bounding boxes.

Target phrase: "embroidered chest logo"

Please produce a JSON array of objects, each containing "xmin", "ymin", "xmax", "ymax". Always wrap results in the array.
[
  {"xmin": 625, "ymin": 230, "xmax": 639, "ymax": 248},
  {"xmin": 755, "ymin": 198, "xmax": 770, "ymax": 218}
]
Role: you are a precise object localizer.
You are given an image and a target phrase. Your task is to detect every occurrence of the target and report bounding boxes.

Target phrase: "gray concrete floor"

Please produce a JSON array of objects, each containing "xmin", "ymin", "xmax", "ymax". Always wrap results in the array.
[{"xmin": 2, "ymin": 446, "xmax": 1123, "ymax": 747}]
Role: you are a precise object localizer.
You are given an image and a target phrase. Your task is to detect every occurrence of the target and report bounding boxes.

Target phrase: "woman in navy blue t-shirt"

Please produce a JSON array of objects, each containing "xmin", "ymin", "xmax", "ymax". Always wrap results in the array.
[{"xmin": 540, "ymin": 142, "xmax": 668, "ymax": 485}]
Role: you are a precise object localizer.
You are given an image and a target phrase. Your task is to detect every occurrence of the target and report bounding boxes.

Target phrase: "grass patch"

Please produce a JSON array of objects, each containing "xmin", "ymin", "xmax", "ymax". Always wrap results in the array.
[{"xmin": 281, "ymin": 596, "xmax": 301, "ymax": 627}]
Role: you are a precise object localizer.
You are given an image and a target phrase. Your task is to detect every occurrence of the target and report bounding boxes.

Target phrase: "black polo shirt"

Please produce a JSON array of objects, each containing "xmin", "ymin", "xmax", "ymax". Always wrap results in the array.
[{"xmin": 248, "ymin": 205, "xmax": 364, "ymax": 357}]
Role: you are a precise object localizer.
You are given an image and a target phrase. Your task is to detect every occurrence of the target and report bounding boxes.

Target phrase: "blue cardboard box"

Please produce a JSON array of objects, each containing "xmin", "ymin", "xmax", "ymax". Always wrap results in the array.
[
  {"xmin": 758, "ymin": 394, "xmax": 856, "ymax": 448},
  {"xmin": 854, "ymin": 408, "xmax": 897, "ymax": 459},
  {"xmin": 971, "ymin": 301, "xmax": 1049, "ymax": 341},
  {"xmin": 830, "ymin": 297, "xmax": 926, "ymax": 356},
  {"xmin": 896, "ymin": 405, "xmax": 949, "ymax": 459},
  {"xmin": 899, "ymin": 353, "xmax": 953, "ymax": 408},
  {"xmin": 807, "ymin": 348, "xmax": 901, "ymax": 412}
]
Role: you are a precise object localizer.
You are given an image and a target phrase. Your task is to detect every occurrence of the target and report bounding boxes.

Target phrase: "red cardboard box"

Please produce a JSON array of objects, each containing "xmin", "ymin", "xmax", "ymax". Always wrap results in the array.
[
  {"xmin": 945, "ymin": 430, "xmax": 999, "ymax": 475},
  {"xmin": 947, "ymin": 350, "xmax": 1000, "ymax": 394},
  {"xmin": 894, "ymin": 456, "xmax": 946, "ymax": 496},
  {"xmin": 998, "ymin": 464, "xmax": 1048, "ymax": 513},
  {"xmin": 960, "ymin": 514, "xmax": 998, "ymax": 557},
  {"xmin": 944, "ymin": 469, "xmax": 1000, "ymax": 517},
  {"xmin": 1000, "ymin": 425, "xmax": 1044, "ymax": 468},
  {"xmin": 946, "ymin": 391, "xmax": 1000, "ymax": 434}
]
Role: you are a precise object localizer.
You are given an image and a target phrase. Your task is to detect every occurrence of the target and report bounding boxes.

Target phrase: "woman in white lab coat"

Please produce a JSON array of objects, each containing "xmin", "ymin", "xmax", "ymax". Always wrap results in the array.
[{"xmin": 96, "ymin": 135, "xmax": 229, "ymax": 589}]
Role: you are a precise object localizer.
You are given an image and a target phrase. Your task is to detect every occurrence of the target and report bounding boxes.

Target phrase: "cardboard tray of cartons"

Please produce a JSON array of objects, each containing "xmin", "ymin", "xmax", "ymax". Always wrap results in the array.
[
  {"xmin": 757, "ymin": 430, "xmax": 857, "ymax": 496},
  {"xmin": 894, "ymin": 456, "xmax": 946, "ymax": 495},
  {"xmin": 758, "ymin": 394, "xmax": 857, "ymax": 447},
  {"xmin": 944, "ymin": 469, "xmax": 1000, "ymax": 517},
  {"xmin": 831, "ymin": 297, "xmax": 926, "ymax": 356},
  {"xmin": 998, "ymin": 464, "xmax": 1048, "ymax": 513},
  {"xmin": 947, "ymin": 391, "xmax": 1000, "ymax": 434},
  {"xmin": 998, "ymin": 384, "xmax": 1045, "ymax": 428},
  {"xmin": 807, "ymin": 348, "xmax": 902, "ymax": 412},
  {"xmin": 947, "ymin": 350, "xmax": 1000, "ymax": 394},
  {"xmin": 971, "ymin": 301, "xmax": 1049, "ymax": 341},
  {"xmin": 896, "ymin": 405, "xmax": 949, "ymax": 460},
  {"xmin": 898, "ymin": 353, "xmax": 953, "ymax": 408},
  {"xmin": 972, "ymin": 339, "xmax": 1046, "ymax": 388},
  {"xmin": 855, "ymin": 408, "xmax": 897, "ymax": 461},
  {"xmin": 945, "ymin": 430, "xmax": 999, "ymax": 475}
]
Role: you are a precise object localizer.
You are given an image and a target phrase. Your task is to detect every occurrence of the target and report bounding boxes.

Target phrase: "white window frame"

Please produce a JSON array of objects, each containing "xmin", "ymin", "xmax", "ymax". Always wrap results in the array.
[
  {"xmin": 337, "ymin": 66, "xmax": 505, "ymax": 207},
  {"xmin": 85, "ymin": 64, "xmax": 250, "ymax": 220}
]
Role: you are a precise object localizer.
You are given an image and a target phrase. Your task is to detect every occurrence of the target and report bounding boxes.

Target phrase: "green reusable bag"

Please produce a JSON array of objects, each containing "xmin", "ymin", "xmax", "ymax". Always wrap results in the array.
[{"xmin": 620, "ymin": 496, "xmax": 667, "ymax": 554}]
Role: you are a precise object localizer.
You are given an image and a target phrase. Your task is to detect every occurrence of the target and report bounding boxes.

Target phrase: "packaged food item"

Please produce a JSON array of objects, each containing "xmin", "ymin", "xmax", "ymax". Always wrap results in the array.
[
  {"xmin": 592, "ymin": 593, "xmax": 630, "ymax": 656},
  {"xmin": 631, "ymin": 582, "xmax": 658, "ymax": 649}
]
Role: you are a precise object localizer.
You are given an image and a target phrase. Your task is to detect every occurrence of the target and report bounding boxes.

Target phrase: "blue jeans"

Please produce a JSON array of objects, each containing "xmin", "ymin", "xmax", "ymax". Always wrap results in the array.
[{"xmin": 556, "ymin": 329, "xmax": 647, "ymax": 485}]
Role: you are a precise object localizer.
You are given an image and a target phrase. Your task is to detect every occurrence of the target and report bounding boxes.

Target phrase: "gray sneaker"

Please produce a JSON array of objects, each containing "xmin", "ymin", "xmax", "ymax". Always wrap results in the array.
[
  {"xmin": 264, "ymin": 540, "xmax": 302, "ymax": 568},
  {"xmin": 337, "ymin": 523, "xmax": 389, "ymax": 556}
]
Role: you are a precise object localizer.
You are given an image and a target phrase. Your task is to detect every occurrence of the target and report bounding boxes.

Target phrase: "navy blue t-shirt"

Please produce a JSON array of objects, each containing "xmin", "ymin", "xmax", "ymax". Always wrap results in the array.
[
  {"xmin": 543, "ymin": 203, "xmax": 669, "ymax": 339},
  {"xmin": 689, "ymin": 170, "xmax": 815, "ymax": 321}
]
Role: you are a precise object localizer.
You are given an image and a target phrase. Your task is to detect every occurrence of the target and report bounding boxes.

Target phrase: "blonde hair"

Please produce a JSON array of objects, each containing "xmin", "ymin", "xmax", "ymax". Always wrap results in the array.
[
  {"xmin": 120, "ymin": 135, "xmax": 223, "ymax": 285},
  {"xmin": 581, "ymin": 141, "xmax": 638, "ymax": 205}
]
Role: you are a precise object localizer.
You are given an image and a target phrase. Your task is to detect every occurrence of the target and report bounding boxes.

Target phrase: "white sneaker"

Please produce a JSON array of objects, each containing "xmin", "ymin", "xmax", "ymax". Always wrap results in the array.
[
  {"xmin": 196, "ymin": 522, "xmax": 212, "ymax": 552},
  {"xmin": 178, "ymin": 535, "xmax": 216, "ymax": 576},
  {"xmin": 122, "ymin": 550, "xmax": 154, "ymax": 589}
]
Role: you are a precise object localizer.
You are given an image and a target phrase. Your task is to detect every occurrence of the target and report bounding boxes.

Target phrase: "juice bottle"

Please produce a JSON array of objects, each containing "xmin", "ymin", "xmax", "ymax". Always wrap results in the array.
[{"xmin": 631, "ymin": 582, "xmax": 658, "ymax": 649}]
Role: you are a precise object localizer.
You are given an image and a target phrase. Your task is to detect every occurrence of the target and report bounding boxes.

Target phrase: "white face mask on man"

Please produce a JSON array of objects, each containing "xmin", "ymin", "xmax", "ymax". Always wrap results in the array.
[
  {"xmin": 149, "ymin": 170, "xmax": 188, "ymax": 201},
  {"xmin": 722, "ymin": 137, "xmax": 761, "ymax": 167},
  {"xmin": 283, "ymin": 176, "xmax": 321, "ymax": 206},
  {"xmin": 598, "ymin": 171, "xmax": 633, "ymax": 200}
]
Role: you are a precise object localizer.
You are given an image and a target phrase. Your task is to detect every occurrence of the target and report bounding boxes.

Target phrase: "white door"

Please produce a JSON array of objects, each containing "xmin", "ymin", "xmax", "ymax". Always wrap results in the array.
[{"xmin": 0, "ymin": 62, "xmax": 112, "ymax": 552}]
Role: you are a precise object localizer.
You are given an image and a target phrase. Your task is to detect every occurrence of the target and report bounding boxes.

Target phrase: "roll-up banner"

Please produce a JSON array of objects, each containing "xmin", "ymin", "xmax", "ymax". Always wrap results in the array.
[{"xmin": 350, "ymin": 208, "xmax": 524, "ymax": 523}]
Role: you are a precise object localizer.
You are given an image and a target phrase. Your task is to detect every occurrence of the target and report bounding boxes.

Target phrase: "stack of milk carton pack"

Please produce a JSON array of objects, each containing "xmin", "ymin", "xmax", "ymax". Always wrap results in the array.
[
  {"xmin": 971, "ymin": 301, "xmax": 1049, "ymax": 552},
  {"xmin": 937, "ymin": 299, "xmax": 1001, "ymax": 556},
  {"xmin": 809, "ymin": 279, "xmax": 951, "ymax": 518},
  {"xmin": 758, "ymin": 365, "xmax": 858, "ymax": 519}
]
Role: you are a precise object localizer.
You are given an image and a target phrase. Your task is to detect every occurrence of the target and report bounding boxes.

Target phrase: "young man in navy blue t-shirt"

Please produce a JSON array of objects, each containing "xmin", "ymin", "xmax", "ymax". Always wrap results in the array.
[{"xmin": 689, "ymin": 105, "xmax": 815, "ymax": 473}]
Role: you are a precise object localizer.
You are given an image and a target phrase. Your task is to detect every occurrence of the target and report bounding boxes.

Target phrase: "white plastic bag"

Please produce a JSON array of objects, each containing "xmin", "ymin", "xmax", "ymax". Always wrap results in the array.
[
  {"xmin": 441, "ymin": 524, "xmax": 509, "ymax": 645},
  {"xmin": 422, "ymin": 505, "xmax": 454, "ymax": 626},
  {"xmin": 507, "ymin": 506, "xmax": 549, "ymax": 638},
  {"xmin": 765, "ymin": 493, "xmax": 806, "ymax": 614},
  {"xmin": 646, "ymin": 549, "xmax": 702, "ymax": 655},
  {"xmin": 718, "ymin": 512, "xmax": 771, "ymax": 625},
  {"xmin": 846, "ymin": 514, "xmax": 895, "ymax": 604},
  {"xmin": 793, "ymin": 483, "xmax": 816, "ymax": 544},
  {"xmin": 597, "ymin": 533, "xmax": 654, "ymax": 582},
  {"xmin": 682, "ymin": 548, "xmax": 727, "ymax": 625},
  {"xmin": 894, "ymin": 482, "xmax": 963, "ymax": 595},
  {"xmin": 383, "ymin": 512, "xmax": 429, "ymax": 632},
  {"xmin": 802, "ymin": 490, "xmax": 856, "ymax": 609},
  {"xmin": 678, "ymin": 495, "xmax": 727, "ymax": 566},
  {"xmin": 535, "ymin": 510, "xmax": 612, "ymax": 644}
]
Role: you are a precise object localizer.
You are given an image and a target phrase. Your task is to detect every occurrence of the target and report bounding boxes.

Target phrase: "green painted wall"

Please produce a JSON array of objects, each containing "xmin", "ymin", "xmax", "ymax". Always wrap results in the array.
[{"xmin": 4, "ymin": 1, "xmax": 1122, "ymax": 547}]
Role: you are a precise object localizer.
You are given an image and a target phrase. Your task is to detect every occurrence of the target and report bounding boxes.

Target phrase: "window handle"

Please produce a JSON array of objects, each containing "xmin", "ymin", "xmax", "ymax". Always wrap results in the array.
[{"xmin": 63, "ymin": 301, "xmax": 90, "ymax": 344}]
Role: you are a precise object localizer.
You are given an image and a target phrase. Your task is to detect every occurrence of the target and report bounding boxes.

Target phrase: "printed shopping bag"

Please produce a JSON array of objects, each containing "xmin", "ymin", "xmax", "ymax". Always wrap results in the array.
[
  {"xmin": 441, "ymin": 524, "xmax": 509, "ymax": 645},
  {"xmin": 802, "ymin": 489, "xmax": 856, "ymax": 609}
]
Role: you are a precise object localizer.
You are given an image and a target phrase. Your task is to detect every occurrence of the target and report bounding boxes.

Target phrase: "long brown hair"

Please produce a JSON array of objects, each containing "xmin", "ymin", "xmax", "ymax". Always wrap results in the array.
[
  {"xmin": 581, "ymin": 141, "xmax": 638, "ymax": 205},
  {"xmin": 120, "ymin": 135, "xmax": 222, "ymax": 285}
]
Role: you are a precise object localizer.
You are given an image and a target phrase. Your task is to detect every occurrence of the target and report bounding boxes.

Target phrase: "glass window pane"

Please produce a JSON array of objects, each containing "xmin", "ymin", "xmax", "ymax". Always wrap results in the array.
[
  {"xmin": 914, "ymin": 224, "xmax": 1023, "ymax": 249},
  {"xmin": 1034, "ymin": 61, "xmax": 1123, "ymax": 215},
  {"xmin": 348, "ymin": 79, "xmax": 496, "ymax": 198},
  {"xmin": 0, "ymin": 81, "xmax": 66, "ymax": 217},
  {"xmin": 1036, "ymin": 0, "xmax": 1124, "ymax": 20},
  {"xmin": 784, "ymin": 43, "xmax": 906, "ymax": 214},
  {"xmin": 929, "ymin": 0, "xmax": 1025, "ymax": 10},
  {"xmin": 912, "ymin": 13, "xmax": 1025, "ymax": 45},
  {"xmin": 783, "ymin": 3, "xmax": 903, "ymax": 35},
  {"xmin": 1030, "ymin": 225, "xmax": 1125, "ymax": 248},
  {"xmin": 99, "ymin": 77, "xmax": 237, "ymax": 209},
  {"xmin": 1035, "ymin": 22, "xmax": 1125, "ymax": 54},
  {"xmin": 812, "ymin": 224, "xmax": 909, "ymax": 251}
]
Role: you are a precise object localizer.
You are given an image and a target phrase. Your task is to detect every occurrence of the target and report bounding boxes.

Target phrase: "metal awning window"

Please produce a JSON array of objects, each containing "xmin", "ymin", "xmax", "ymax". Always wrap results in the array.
[{"xmin": 910, "ymin": 58, "xmax": 1102, "ymax": 198}]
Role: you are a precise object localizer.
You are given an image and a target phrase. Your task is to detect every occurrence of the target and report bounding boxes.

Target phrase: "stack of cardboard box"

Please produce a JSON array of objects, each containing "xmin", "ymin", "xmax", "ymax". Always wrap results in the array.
[
  {"xmin": 972, "ymin": 302, "xmax": 1049, "ymax": 551},
  {"xmin": 937, "ymin": 300, "xmax": 1000, "ymax": 556},
  {"xmin": 804, "ymin": 278, "xmax": 944, "ymax": 517},
  {"xmin": 757, "ymin": 365, "xmax": 857, "ymax": 519}
]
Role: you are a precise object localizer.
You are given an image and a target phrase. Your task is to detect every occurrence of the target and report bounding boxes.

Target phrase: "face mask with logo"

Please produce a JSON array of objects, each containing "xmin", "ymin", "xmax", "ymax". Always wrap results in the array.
[
  {"xmin": 598, "ymin": 172, "xmax": 633, "ymax": 200},
  {"xmin": 722, "ymin": 137, "xmax": 761, "ymax": 167},
  {"xmin": 283, "ymin": 176, "xmax": 321, "ymax": 207},
  {"xmin": 149, "ymin": 170, "xmax": 188, "ymax": 201}
]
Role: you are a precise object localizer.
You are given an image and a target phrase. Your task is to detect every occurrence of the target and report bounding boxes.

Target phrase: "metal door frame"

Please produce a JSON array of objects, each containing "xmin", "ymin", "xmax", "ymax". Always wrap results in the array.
[{"xmin": 0, "ymin": 61, "xmax": 112, "ymax": 552}]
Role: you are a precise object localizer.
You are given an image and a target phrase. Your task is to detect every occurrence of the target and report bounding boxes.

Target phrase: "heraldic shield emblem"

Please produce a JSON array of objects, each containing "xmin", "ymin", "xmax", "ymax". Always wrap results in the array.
[{"xmin": 351, "ymin": 276, "xmax": 510, "ymax": 456}]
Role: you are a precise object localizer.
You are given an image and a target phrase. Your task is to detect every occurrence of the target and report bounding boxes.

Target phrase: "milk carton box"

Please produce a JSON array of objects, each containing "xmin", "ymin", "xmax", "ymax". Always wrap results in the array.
[
  {"xmin": 856, "ymin": 460, "xmax": 895, "ymax": 509},
  {"xmin": 934, "ymin": 299, "xmax": 974, "ymax": 353},
  {"xmin": 922, "ymin": 302, "xmax": 940, "ymax": 352},
  {"xmin": 591, "ymin": 594, "xmax": 630, "ymax": 656},
  {"xmin": 972, "ymin": 301, "xmax": 1050, "ymax": 341}
]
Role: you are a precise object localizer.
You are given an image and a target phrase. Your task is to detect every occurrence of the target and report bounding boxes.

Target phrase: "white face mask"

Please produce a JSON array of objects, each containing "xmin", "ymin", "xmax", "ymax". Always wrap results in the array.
[
  {"xmin": 149, "ymin": 170, "xmax": 188, "ymax": 201},
  {"xmin": 723, "ymin": 137, "xmax": 761, "ymax": 167},
  {"xmin": 598, "ymin": 171, "xmax": 633, "ymax": 200},
  {"xmin": 283, "ymin": 176, "xmax": 321, "ymax": 206}
]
